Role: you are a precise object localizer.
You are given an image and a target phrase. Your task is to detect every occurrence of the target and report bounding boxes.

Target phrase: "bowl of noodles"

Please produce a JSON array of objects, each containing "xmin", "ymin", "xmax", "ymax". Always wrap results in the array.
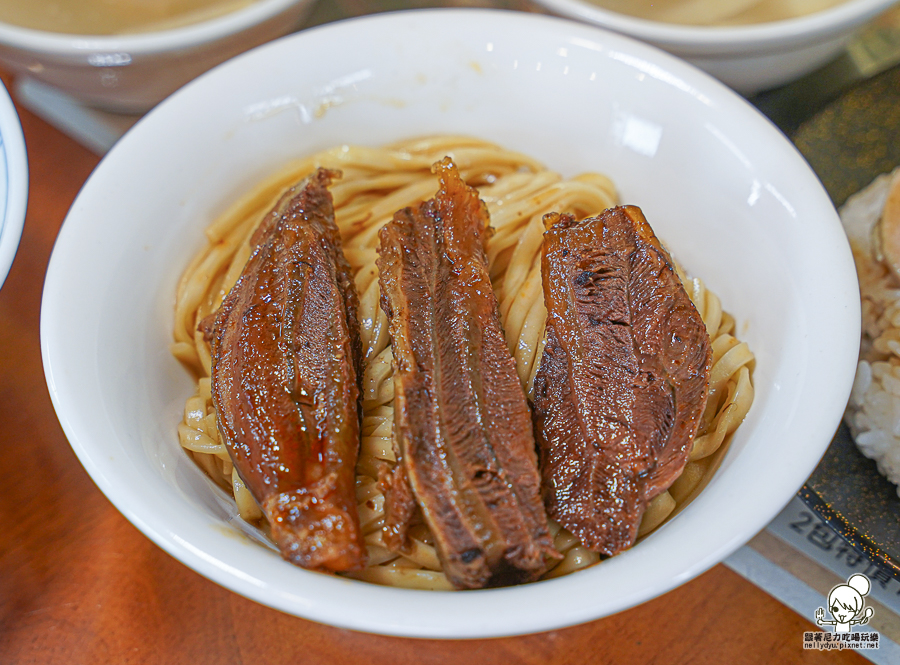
[
  {"xmin": 41, "ymin": 9, "xmax": 860, "ymax": 637},
  {"xmin": 531, "ymin": 0, "xmax": 898, "ymax": 94}
]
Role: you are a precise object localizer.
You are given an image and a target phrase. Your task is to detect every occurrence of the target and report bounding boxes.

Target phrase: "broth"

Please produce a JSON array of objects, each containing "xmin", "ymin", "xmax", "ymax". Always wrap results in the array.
[
  {"xmin": 0, "ymin": 0, "xmax": 259, "ymax": 35},
  {"xmin": 588, "ymin": 0, "xmax": 849, "ymax": 26}
]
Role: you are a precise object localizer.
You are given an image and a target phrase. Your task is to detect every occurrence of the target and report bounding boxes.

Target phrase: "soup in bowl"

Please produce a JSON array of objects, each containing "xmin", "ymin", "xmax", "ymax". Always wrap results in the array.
[
  {"xmin": 0, "ymin": 0, "xmax": 262, "ymax": 35},
  {"xmin": 0, "ymin": 0, "xmax": 313, "ymax": 112},
  {"xmin": 581, "ymin": 0, "xmax": 851, "ymax": 26},
  {"xmin": 533, "ymin": 0, "xmax": 898, "ymax": 92}
]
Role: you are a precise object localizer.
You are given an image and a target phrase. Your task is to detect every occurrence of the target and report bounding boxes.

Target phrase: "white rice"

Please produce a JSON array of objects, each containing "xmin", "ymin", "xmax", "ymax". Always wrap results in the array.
[{"xmin": 842, "ymin": 167, "xmax": 900, "ymax": 496}]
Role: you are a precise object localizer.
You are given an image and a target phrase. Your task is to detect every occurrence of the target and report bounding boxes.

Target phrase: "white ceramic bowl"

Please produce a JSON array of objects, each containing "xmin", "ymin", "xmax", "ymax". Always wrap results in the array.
[
  {"xmin": 0, "ymin": 0, "xmax": 313, "ymax": 113},
  {"xmin": 533, "ymin": 0, "xmax": 899, "ymax": 93},
  {"xmin": 41, "ymin": 9, "xmax": 860, "ymax": 638},
  {"xmin": 0, "ymin": 78, "xmax": 27, "ymax": 290}
]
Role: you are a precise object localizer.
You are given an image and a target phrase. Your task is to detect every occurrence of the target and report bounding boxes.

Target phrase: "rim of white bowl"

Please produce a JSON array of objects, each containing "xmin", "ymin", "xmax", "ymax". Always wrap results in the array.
[
  {"xmin": 535, "ymin": 0, "xmax": 897, "ymax": 51},
  {"xmin": 0, "ymin": 79, "xmax": 27, "ymax": 290},
  {"xmin": 0, "ymin": 0, "xmax": 306, "ymax": 55},
  {"xmin": 40, "ymin": 8, "xmax": 860, "ymax": 637}
]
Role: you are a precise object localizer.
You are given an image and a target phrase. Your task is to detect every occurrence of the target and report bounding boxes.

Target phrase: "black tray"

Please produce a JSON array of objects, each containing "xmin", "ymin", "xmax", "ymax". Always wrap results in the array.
[{"xmin": 783, "ymin": 65, "xmax": 900, "ymax": 579}]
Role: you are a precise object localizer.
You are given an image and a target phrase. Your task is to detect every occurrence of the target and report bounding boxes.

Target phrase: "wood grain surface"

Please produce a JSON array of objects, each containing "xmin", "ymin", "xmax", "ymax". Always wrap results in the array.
[{"xmin": 0, "ymin": 40, "xmax": 867, "ymax": 665}]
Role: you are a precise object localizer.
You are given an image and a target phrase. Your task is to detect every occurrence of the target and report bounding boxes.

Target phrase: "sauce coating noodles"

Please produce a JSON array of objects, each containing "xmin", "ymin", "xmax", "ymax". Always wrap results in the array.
[{"xmin": 172, "ymin": 137, "xmax": 755, "ymax": 589}]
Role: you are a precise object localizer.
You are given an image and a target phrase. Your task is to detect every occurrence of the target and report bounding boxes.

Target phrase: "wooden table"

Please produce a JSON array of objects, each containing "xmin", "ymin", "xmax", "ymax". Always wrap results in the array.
[{"xmin": 0, "ymin": 10, "xmax": 872, "ymax": 665}]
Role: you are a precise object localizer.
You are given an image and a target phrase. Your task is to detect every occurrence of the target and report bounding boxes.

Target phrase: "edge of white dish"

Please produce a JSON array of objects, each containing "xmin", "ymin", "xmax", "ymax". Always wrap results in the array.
[{"xmin": 0, "ymin": 79, "xmax": 27, "ymax": 290}]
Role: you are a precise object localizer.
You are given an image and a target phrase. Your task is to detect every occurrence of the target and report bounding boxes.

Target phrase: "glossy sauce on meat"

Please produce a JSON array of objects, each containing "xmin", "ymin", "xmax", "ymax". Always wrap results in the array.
[
  {"xmin": 533, "ymin": 206, "xmax": 712, "ymax": 556},
  {"xmin": 207, "ymin": 168, "xmax": 366, "ymax": 572},
  {"xmin": 377, "ymin": 159, "xmax": 558, "ymax": 589}
]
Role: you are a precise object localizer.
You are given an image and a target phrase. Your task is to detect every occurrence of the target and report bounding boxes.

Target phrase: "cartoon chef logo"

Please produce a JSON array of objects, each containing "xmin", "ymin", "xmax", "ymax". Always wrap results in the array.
[{"xmin": 815, "ymin": 574, "xmax": 875, "ymax": 633}]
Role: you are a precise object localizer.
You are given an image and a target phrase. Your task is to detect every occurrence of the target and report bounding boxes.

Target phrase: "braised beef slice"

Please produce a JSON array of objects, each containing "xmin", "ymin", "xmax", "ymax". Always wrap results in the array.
[
  {"xmin": 533, "ymin": 206, "xmax": 711, "ymax": 557},
  {"xmin": 207, "ymin": 167, "xmax": 366, "ymax": 572},
  {"xmin": 377, "ymin": 158, "xmax": 558, "ymax": 589}
]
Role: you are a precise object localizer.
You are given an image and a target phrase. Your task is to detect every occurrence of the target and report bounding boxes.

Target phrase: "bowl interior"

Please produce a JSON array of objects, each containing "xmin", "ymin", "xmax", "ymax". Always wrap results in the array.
[
  {"xmin": 41, "ymin": 9, "xmax": 860, "ymax": 637},
  {"xmin": 0, "ymin": 0, "xmax": 307, "ymax": 52},
  {"xmin": 532, "ymin": 0, "xmax": 898, "ymax": 47}
]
